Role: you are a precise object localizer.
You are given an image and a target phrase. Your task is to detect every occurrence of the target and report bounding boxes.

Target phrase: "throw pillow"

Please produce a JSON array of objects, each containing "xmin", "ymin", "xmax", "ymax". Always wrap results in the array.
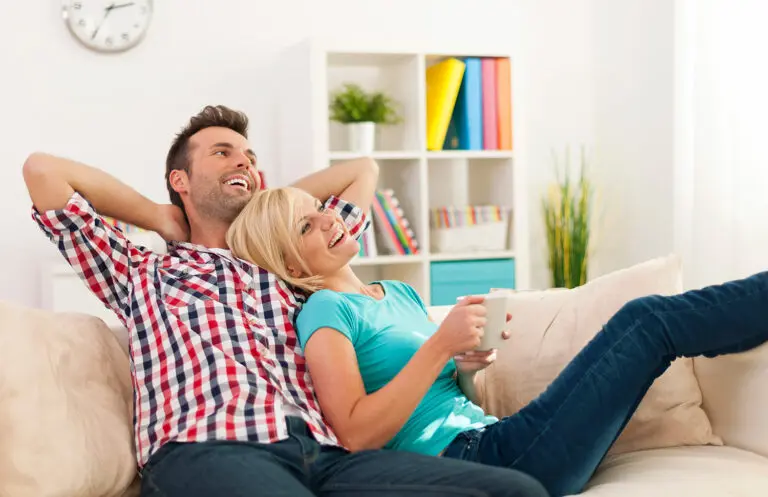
[
  {"xmin": 0, "ymin": 301, "xmax": 137, "ymax": 497},
  {"xmin": 480, "ymin": 254, "xmax": 722, "ymax": 455}
]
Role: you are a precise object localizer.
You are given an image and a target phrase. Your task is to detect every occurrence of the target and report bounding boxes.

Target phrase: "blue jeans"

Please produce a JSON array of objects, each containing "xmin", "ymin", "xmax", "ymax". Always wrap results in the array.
[
  {"xmin": 140, "ymin": 416, "xmax": 548, "ymax": 497},
  {"xmin": 443, "ymin": 270, "xmax": 768, "ymax": 496}
]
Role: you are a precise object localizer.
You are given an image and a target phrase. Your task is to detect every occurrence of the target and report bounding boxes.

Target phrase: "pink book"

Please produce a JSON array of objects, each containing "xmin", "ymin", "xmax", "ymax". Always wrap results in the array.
[{"xmin": 482, "ymin": 58, "xmax": 498, "ymax": 150}]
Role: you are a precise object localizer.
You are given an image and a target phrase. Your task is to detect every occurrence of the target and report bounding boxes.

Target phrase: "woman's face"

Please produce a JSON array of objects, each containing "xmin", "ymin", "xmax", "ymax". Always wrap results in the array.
[{"xmin": 289, "ymin": 190, "xmax": 360, "ymax": 278}]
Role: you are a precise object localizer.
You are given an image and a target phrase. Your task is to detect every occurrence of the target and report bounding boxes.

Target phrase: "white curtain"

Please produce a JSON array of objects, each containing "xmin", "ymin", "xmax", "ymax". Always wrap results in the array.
[{"xmin": 675, "ymin": 0, "xmax": 768, "ymax": 289}]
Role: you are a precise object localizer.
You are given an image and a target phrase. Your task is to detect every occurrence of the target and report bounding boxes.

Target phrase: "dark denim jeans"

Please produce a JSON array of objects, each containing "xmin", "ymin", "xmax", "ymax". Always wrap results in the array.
[
  {"xmin": 444, "ymin": 270, "xmax": 768, "ymax": 496},
  {"xmin": 140, "ymin": 416, "xmax": 548, "ymax": 497}
]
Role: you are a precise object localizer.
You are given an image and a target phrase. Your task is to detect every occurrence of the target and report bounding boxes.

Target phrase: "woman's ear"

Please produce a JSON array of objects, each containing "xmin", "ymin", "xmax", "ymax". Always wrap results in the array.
[{"xmin": 286, "ymin": 265, "xmax": 302, "ymax": 278}]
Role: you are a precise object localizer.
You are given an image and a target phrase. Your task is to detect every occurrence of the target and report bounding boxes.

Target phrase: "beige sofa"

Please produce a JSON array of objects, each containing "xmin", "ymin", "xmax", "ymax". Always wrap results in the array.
[
  {"xmin": 1, "ymin": 255, "xmax": 767, "ymax": 497},
  {"xmin": 428, "ymin": 255, "xmax": 768, "ymax": 496},
  {"xmin": 423, "ymin": 315, "xmax": 768, "ymax": 496}
]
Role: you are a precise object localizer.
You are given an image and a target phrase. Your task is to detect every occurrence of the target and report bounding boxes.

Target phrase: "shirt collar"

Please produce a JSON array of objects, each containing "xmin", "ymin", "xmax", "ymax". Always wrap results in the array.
[{"xmin": 167, "ymin": 241, "xmax": 259, "ymax": 286}]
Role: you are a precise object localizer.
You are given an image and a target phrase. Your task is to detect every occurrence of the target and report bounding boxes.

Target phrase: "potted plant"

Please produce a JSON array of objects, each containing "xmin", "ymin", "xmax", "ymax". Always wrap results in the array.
[
  {"xmin": 329, "ymin": 83, "xmax": 401, "ymax": 153},
  {"xmin": 542, "ymin": 146, "xmax": 596, "ymax": 289}
]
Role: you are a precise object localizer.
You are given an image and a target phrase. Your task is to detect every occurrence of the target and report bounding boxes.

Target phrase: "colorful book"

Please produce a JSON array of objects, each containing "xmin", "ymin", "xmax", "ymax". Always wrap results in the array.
[
  {"xmin": 454, "ymin": 57, "xmax": 483, "ymax": 150},
  {"xmin": 443, "ymin": 111, "xmax": 460, "ymax": 150},
  {"xmin": 375, "ymin": 191, "xmax": 412, "ymax": 254},
  {"xmin": 357, "ymin": 217, "xmax": 378, "ymax": 258},
  {"xmin": 370, "ymin": 194, "xmax": 404, "ymax": 255},
  {"xmin": 425, "ymin": 58, "xmax": 466, "ymax": 150},
  {"xmin": 381, "ymin": 189, "xmax": 420, "ymax": 254},
  {"xmin": 481, "ymin": 58, "xmax": 498, "ymax": 150},
  {"xmin": 496, "ymin": 58, "xmax": 513, "ymax": 150}
]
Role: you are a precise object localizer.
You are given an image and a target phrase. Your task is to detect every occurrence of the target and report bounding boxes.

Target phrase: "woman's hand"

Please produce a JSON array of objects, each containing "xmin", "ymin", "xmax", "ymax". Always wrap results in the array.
[
  {"xmin": 454, "ymin": 313, "xmax": 512, "ymax": 374},
  {"xmin": 454, "ymin": 349, "xmax": 498, "ymax": 374},
  {"xmin": 433, "ymin": 295, "xmax": 487, "ymax": 356}
]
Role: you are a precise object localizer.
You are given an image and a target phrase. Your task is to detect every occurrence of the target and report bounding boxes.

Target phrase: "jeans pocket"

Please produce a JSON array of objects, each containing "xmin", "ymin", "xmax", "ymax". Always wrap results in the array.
[{"xmin": 442, "ymin": 430, "xmax": 478, "ymax": 460}]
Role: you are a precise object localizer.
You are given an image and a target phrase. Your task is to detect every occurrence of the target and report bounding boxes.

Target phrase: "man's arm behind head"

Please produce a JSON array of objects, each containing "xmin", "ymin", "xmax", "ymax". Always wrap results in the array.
[
  {"xmin": 290, "ymin": 157, "xmax": 379, "ymax": 216},
  {"xmin": 22, "ymin": 152, "xmax": 186, "ymax": 241}
]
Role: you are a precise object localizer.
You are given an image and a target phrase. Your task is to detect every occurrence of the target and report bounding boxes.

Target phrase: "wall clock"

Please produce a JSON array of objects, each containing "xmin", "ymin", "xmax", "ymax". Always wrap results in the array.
[{"xmin": 62, "ymin": 0, "xmax": 153, "ymax": 53}]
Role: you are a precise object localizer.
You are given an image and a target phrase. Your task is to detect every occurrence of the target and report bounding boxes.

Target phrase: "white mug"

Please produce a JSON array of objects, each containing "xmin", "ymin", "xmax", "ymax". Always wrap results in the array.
[{"xmin": 456, "ymin": 293, "xmax": 508, "ymax": 350}]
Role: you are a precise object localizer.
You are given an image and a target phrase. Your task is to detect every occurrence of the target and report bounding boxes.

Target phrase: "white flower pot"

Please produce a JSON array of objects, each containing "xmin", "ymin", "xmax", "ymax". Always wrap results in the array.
[{"xmin": 346, "ymin": 122, "xmax": 376, "ymax": 153}]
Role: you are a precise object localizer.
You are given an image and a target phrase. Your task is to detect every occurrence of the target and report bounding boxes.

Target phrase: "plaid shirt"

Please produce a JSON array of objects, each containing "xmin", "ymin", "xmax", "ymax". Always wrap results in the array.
[{"xmin": 33, "ymin": 191, "xmax": 368, "ymax": 467}]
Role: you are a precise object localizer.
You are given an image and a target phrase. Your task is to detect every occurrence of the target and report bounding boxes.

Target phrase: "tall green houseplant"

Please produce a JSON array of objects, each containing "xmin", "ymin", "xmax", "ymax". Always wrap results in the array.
[{"xmin": 543, "ymin": 147, "xmax": 595, "ymax": 289}]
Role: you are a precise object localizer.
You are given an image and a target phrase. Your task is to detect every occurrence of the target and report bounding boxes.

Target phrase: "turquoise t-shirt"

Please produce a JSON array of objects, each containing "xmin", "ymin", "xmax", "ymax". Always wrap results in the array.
[{"xmin": 295, "ymin": 280, "xmax": 497, "ymax": 456}]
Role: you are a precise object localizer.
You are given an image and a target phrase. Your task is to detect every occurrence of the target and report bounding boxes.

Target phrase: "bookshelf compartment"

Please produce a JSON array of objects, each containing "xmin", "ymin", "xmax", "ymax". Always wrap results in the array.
[
  {"xmin": 377, "ymin": 159, "xmax": 424, "ymax": 250},
  {"xmin": 466, "ymin": 158, "xmax": 515, "ymax": 208},
  {"xmin": 427, "ymin": 158, "xmax": 514, "ymax": 209},
  {"xmin": 423, "ymin": 54, "xmax": 512, "ymax": 153},
  {"xmin": 430, "ymin": 258, "xmax": 516, "ymax": 305},
  {"xmin": 427, "ymin": 157, "xmax": 513, "ymax": 255},
  {"xmin": 352, "ymin": 260, "xmax": 427, "ymax": 299},
  {"xmin": 344, "ymin": 158, "xmax": 424, "ymax": 260},
  {"xmin": 327, "ymin": 52, "xmax": 422, "ymax": 153}
]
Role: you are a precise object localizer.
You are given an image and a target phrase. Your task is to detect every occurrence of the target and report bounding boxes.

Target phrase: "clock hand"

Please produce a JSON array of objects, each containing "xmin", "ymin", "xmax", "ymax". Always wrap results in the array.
[
  {"xmin": 91, "ymin": 3, "xmax": 115, "ymax": 40},
  {"xmin": 110, "ymin": 2, "xmax": 135, "ymax": 9}
]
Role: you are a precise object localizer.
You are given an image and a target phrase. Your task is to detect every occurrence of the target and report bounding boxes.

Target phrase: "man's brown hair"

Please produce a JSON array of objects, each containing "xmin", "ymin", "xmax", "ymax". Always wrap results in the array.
[{"xmin": 165, "ymin": 105, "xmax": 250, "ymax": 214}]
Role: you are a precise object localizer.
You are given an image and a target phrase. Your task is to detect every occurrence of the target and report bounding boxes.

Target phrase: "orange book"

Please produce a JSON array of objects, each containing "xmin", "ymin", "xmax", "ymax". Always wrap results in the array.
[{"xmin": 496, "ymin": 58, "xmax": 513, "ymax": 150}]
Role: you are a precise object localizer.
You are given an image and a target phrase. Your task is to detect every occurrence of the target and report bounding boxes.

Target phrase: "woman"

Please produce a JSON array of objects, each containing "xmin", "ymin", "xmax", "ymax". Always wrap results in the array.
[{"xmin": 227, "ymin": 186, "xmax": 768, "ymax": 497}]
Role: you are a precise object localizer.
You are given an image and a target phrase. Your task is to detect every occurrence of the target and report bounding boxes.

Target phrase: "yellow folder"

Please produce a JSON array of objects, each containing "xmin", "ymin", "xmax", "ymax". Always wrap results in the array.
[{"xmin": 425, "ymin": 58, "xmax": 466, "ymax": 150}]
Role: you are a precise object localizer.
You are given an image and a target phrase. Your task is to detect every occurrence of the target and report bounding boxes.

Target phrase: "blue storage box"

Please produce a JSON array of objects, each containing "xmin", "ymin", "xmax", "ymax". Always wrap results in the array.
[{"xmin": 430, "ymin": 258, "xmax": 516, "ymax": 305}]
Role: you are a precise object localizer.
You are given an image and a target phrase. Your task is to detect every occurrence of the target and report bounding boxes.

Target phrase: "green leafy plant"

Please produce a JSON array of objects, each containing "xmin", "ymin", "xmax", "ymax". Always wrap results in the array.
[
  {"xmin": 542, "ymin": 146, "xmax": 596, "ymax": 289},
  {"xmin": 329, "ymin": 83, "xmax": 401, "ymax": 124}
]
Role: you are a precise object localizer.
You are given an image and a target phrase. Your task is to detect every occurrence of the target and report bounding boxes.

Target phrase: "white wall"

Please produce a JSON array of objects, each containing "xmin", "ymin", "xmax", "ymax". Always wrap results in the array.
[
  {"xmin": 0, "ymin": 0, "xmax": 599, "ymax": 306},
  {"xmin": 589, "ymin": 0, "xmax": 676, "ymax": 278},
  {"xmin": 674, "ymin": 0, "xmax": 768, "ymax": 290},
  {"xmin": 516, "ymin": 0, "xmax": 597, "ymax": 288}
]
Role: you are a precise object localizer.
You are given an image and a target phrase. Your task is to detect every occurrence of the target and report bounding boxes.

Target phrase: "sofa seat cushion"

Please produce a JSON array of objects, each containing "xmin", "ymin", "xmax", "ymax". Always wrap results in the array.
[{"xmin": 577, "ymin": 446, "xmax": 768, "ymax": 496}]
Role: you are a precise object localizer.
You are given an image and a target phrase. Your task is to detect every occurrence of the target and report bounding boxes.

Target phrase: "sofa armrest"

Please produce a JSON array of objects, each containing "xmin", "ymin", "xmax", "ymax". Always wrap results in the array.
[{"xmin": 694, "ymin": 342, "xmax": 768, "ymax": 458}]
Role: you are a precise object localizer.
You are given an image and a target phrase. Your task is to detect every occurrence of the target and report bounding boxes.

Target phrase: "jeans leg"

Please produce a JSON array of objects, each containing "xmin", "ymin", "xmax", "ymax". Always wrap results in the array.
[
  {"xmin": 313, "ymin": 448, "xmax": 548, "ymax": 497},
  {"xmin": 452, "ymin": 271, "xmax": 768, "ymax": 496},
  {"xmin": 140, "ymin": 440, "xmax": 315, "ymax": 497}
]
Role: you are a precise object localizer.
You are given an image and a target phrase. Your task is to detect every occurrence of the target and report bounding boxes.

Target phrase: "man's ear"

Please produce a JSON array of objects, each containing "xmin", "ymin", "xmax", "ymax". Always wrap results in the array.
[{"xmin": 169, "ymin": 169, "xmax": 189, "ymax": 195}]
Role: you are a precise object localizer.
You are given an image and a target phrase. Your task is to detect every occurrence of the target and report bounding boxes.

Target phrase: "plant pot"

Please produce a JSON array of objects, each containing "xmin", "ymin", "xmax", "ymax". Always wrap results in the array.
[{"xmin": 346, "ymin": 122, "xmax": 376, "ymax": 153}]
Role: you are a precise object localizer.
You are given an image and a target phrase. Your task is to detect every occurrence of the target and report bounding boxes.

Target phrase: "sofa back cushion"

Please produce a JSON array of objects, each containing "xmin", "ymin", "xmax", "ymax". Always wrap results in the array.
[
  {"xmin": 695, "ymin": 342, "xmax": 768, "ymax": 458},
  {"xmin": 0, "ymin": 301, "xmax": 136, "ymax": 497},
  {"xmin": 429, "ymin": 255, "xmax": 722, "ymax": 456}
]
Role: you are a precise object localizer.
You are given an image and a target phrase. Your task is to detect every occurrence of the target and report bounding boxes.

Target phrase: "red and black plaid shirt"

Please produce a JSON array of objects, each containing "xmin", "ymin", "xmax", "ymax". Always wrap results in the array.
[{"xmin": 33, "ymin": 191, "xmax": 368, "ymax": 467}]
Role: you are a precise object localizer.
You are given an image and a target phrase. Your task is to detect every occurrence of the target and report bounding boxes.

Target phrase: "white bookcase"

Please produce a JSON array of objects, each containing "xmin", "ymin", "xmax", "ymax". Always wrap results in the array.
[{"xmin": 277, "ymin": 38, "xmax": 530, "ymax": 305}]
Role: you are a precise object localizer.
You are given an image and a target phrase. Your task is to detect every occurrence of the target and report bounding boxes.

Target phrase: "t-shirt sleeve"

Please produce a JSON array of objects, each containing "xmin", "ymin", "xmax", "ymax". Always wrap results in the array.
[{"xmin": 296, "ymin": 290, "xmax": 359, "ymax": 348}]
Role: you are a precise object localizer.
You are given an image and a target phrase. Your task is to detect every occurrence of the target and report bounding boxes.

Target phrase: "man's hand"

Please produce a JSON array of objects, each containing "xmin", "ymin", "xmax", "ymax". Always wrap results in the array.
[{"xmin": 154, "ymin": 204, "xmax": 189, "ymax": 242}]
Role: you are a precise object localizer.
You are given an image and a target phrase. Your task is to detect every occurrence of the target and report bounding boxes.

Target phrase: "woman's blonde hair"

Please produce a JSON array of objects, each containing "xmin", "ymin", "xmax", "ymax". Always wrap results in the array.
[{"xmin": 226, "ymin": 187, "xmax": 324, "ymax": 292}]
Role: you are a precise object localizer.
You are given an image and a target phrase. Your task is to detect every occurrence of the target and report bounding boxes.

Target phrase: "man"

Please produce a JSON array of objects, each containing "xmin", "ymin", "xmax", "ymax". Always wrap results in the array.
[{"xmin": 24, "ymin": 105, "xmax": 546, "ymax": 497}]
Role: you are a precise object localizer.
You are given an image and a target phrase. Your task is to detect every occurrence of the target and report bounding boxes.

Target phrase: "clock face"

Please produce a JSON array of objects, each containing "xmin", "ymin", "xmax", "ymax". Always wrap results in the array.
[{"xmin": 62, "ymin": 0, "xmax": 153, "ymax": 53}]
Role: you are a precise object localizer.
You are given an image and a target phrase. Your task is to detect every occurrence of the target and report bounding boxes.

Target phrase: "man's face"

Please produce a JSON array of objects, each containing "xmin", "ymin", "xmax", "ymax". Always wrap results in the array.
[{"xmin": 179, "ymin": 126, "xmax": 261, "ymax": 224}]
